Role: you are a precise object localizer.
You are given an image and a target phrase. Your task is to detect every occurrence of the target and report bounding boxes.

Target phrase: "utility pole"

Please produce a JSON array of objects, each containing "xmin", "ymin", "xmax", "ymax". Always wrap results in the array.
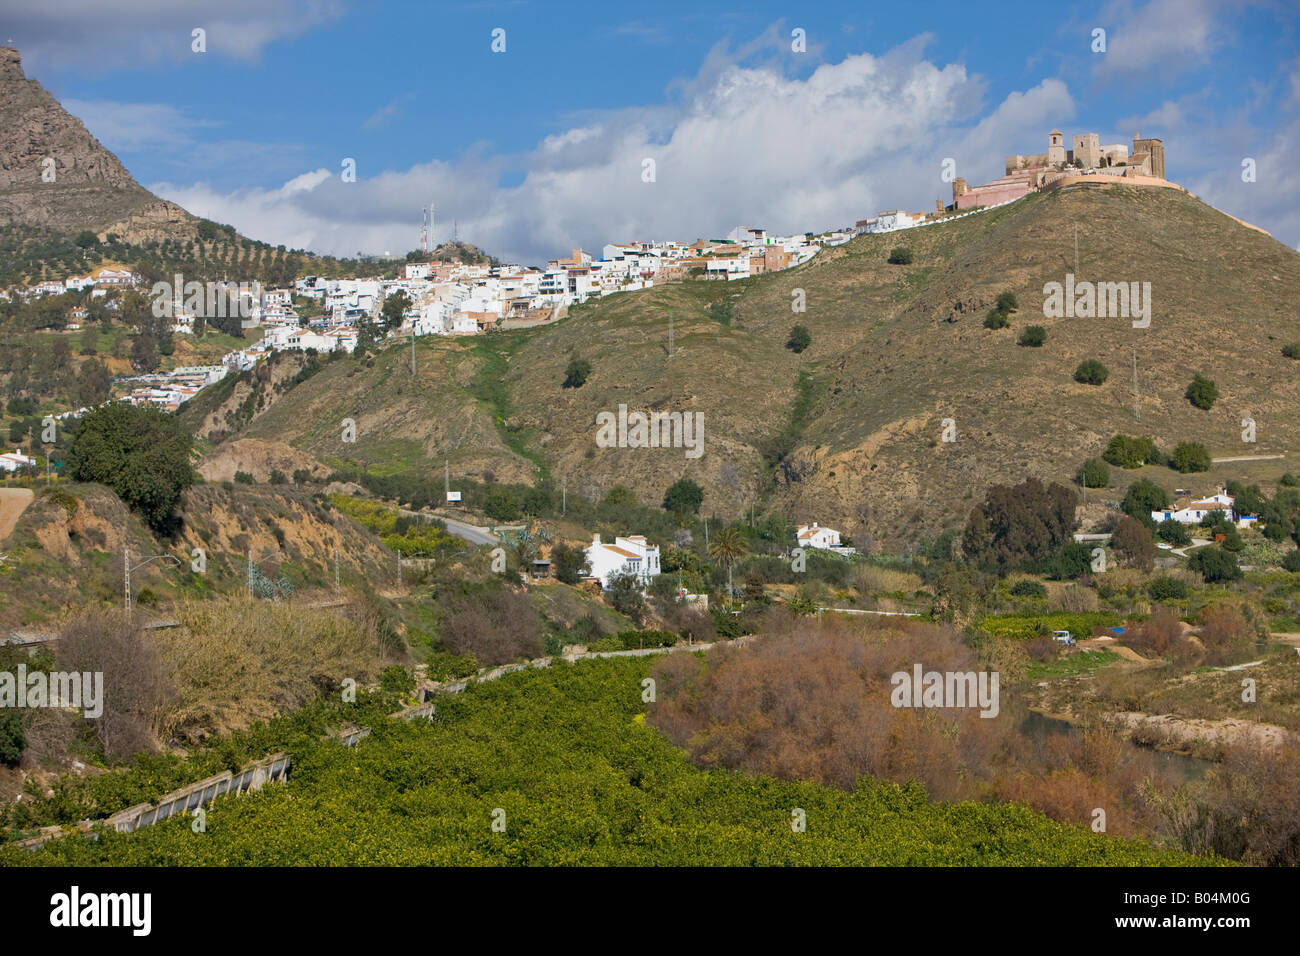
[
  {"xmin": 334, "ymin": 549, "xmax": 340, "ymax": 593},
  {"xmin": 668, "ymin": 316, "xmax": 673, "ymax": 357},
  {"xmin": 1074, "ymin": 224, "xmax": 1079, "ymax": 276},
  {"xmin": 1133, "ymin": 349, "xmax": 1140, "ymax": 421},
  {"xmin": 444, "ymin": 460, "xmax": 449, "ymax": 500},
  {"xmin": 248, "ymin": 549, "xmax": 254, "ymax": 599},
  {"xmin": 561, "ymin": 477, "xmax": 566, "ymax": 515},
  {"xmin": 411, "ymin": 326, "xmax": 416, "ymax": 377},
  {"xmin": 397, "ymin": 548, "xmax": 402, "ymax": 586},
  {"xmin": 123, "ymin": 546, "xmax": 130, "ymax": 614}
]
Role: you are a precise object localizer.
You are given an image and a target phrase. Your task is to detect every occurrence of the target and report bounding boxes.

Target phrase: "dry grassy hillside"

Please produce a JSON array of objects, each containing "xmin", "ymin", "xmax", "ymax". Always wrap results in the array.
[{"xmin": 200, "ymin": 184, "xmax": 1300, "ymax": 548}]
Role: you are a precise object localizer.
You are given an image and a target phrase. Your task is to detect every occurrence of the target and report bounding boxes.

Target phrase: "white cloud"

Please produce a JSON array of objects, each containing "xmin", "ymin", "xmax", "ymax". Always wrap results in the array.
[
  {"xmin": 151, "ymin": 40, "xmax": 1081, "ymax": 263},
  {"xmin": 62, "ymin": 99, "xmax": 221, "ymax": 151},
  {"xmin": 10, "ymin": 0, "xmax": 344, "ymax": 71},
  {"xmin": 1093, "ymin": 0, "xmax": 1224, "ymax": 80}
]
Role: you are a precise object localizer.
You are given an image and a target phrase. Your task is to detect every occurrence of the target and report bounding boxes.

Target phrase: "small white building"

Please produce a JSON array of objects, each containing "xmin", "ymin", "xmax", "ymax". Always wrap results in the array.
[
  {"xmin": 796, "ymin": 522, "xmax": 841, "ymax": 550},
  {"xmin": 585, "ymin": 533, "xmax": 661, "ymax": 589},
  {"xmin": 1151, "ymin": 490, "xmax": 1236, "ymax": 526},
  {"xmin": 0, "ymin": 449, "xmax": 38, "ymax": 473}
]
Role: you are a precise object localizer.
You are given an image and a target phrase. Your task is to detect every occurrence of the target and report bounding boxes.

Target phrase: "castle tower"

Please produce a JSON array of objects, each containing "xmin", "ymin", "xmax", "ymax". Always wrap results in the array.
[
  {"xmin": 1048, "ymin": 129, "xmax": 1066, "ymax": 165},
  {"xmin": 1072, "ymin": 132, "xmax": 1100, "ymax": 169},
  {"xmin": 952, "ymin": 177, "xmax": 969, "ymax": 203},
  {"xmin": 1132, "ymin": 135, "xmax": 1165, "ymax": 179}
]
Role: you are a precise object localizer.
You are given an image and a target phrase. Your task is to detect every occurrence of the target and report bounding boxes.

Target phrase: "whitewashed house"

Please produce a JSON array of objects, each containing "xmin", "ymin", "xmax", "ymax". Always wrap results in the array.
[
  {"xmin": 585, "ymin": 534, "xmax": 661, "ymax": 589},
  {"xmin": 1151, "ymin": 490, "xmax": 1237, "ymax": 526},
  {"xmin": 796, "ymin": 522, "xmax": 842, "ymax": 550},
  {"xmin": 0, "ymin": 449, "xmax": 37, "ymax": 473}
]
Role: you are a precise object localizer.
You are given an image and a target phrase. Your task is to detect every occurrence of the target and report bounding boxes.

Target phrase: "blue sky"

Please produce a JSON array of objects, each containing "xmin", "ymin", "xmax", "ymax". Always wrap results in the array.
[{"xmin": 5, "ymin": 0, "xmax": 1298, "ymax": 263}]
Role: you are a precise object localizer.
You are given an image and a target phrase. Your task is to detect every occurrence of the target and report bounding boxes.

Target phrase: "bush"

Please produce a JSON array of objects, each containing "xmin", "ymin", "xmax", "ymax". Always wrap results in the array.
[
  {"xmin": 617, "ymin": 629, "xmax": 678, "ymax": 650},
  {"xmin": 1187, "ymin": 546, "xmax": 1242, "ymax": 583},
  {"xmin": 1103, "ymin": 435, "xmax": 1160, "ymax": 469},
  {"xmin": 234, "ymin": 471, "xmax": 254, "ymax": 484},
  {"xmin": 1171, "ymin": 442, "xmax": 1211, "ymax": 473},
  {"xmin": 983, "ymin": 309, "xmax": 1010, "ymax": 329},
  {"xmin": 887, "ymin": 247, "xmax": 913, "ymax": 265},
  {"xmin": 1156, "ymin": 518, "xmax": 1192, "ymax": 546},
  {"xmin": 1111, "ymin": 514, "xmax": 1155, "ymax": 571},
  {"xmin": 1147, "ymin": 576, "xmax": 1189, "ymax": 601},
  {"xmin": 1283, "ymin": 343, "xmax": 1300, "ymax": 360},
  {"xmin": 1185, "ymin": 374, "xmax": 1218, "ymax": 410},
  {"xmin": 1018, "ymin": 325, "xmax": 1046, "ymax": 347},
  {"xmin": 787, "ymin": 325, "xmax": 811, "ymax": 353},
  {"xmin": 1074, "ymin": 360, "xmax": 1109, "ymax": 385},
  {"xmin": 562, "ymin": 358, "xmax": 591, "ymax": 389},
  {"xmin": 663, "ymin": 478, "xmax": 704, "ymax": 517},
  {"xmin": 1076, "ymin": 458, "xmax": 1109, "ymax": 488},
  {"xmin": 1122, "ymin": 478, "xmax": 1169, "ymax": 527},
  {"xmin": 1009, "ymin": 579, "xmax": 1047, "ymax": 599},
  {"xmin": 269, "ymin": 469, "xmax": 288, "ymax": 485},
  {"xmin": 996, "ymin": 291, "xmax": 1019, "ymax": 313},
  {"xmin": 1283, "ymin": 550, "xmax": 1300, "ymax": 573},
  {"xmin": 550, "ymin": 542, "xmax": 591, "ymax": 585}
]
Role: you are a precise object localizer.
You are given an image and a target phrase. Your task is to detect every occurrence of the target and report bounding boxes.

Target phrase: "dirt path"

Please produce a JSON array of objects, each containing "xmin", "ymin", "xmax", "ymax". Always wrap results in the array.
[
  {"xmin": 1078, "ymin": 635, "xmax": 1152, "ymax": 663},
  {"xmin": 0, "ymin": 487, "xmax": 34, "ymax": 543}
]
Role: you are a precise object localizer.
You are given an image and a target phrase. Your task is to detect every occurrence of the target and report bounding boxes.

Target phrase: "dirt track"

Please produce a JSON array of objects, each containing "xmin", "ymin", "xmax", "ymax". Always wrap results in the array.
[{"xmin": 0, "ymin": 487, "xmax": 34, "ymax": 543}]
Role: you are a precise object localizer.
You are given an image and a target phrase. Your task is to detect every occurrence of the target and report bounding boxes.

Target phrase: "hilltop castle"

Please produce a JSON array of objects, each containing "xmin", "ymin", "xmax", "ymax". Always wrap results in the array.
[{"xmin": 952, "ymin": 129, "xmax": 1167, "ymax": 210}]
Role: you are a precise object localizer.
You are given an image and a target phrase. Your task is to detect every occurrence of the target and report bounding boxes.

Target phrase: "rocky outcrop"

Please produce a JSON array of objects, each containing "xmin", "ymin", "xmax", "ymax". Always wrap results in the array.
[{"xmin": 0, "ymin": 46, "xmax": 197, "ymax": 238}]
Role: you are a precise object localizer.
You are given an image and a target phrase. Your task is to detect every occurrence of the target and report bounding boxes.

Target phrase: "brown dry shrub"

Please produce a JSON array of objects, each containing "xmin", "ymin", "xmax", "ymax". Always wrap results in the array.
[
  {"xmin": 1196, "ymin": 603, "xmax": 1255, "ymax": 666},
  {"xmin": 57, "ymin": 610, "xmax": 175, "ymax": 761},
  {"xmin": 440, "ymin": 587, "xmax": 544, "ymax": 666},
  {"xmin": 1125, "ymin": 607, "xmax": 1196, "ymax": 662},
  {"xmin": 648, "ymin": 615, "xmax": 1004, "ymax": 801}
]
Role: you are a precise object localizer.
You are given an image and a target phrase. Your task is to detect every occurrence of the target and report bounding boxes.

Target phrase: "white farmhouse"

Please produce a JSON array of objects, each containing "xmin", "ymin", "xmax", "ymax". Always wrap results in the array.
[
  {"xmin": 1151, "ymin": 490, "xmax": 1236, "ymax": 526},
  {"xmin": 0, "ymin": 449, "xmax": 38, "ymax": 473},
  {"xmin": 585, "ymin": 534, "xmax": 661, "ymax": 589},
  {"xmin": 796, "ymin": 522, "xmax": 841, "ymax": 550}
]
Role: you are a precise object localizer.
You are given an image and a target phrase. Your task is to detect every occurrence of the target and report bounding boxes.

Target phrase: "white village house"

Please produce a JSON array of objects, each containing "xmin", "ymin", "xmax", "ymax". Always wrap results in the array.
[
  {"xmin": 796, "ymin": 522, "xmax": 841, "ymax": 550},
  {"xmin": 0, "ymin": 449, "xmax": 37, "ymax": 473},
  {"xmin": 1151, "ymin": 490, "xmax": 1258, "ymax": 529},
  {"xmin": 585, "ymin": 533, "xmax": 661, "ymax": 589}
]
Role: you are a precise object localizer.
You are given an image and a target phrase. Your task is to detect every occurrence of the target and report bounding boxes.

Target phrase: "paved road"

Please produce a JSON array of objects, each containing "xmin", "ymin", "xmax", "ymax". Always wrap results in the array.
[{"xmin": 398, "ymin": 509, "xmax": 497, "ymax": 546}]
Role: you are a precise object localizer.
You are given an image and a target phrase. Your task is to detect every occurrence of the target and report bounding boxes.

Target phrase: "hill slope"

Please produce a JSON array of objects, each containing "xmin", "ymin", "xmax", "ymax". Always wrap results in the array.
[{"xmin": 214, "ymin": 184, "xmax": 1300, "ymax": 548}]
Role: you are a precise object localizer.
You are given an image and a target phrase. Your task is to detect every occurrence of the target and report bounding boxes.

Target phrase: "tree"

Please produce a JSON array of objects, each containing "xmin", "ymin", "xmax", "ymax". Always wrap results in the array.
[
  {"xmin": 66, "ymin": 403, "xmax": 194, "ymax": 534},
  {"xmin": 996, "ymin": 291, "xmax": 1019, "ymax": 312},
  {"xmin": 603, "ymin": 484, "xmax": 638, "ymax": 507},
  {"xmin": 787, "ymin": 325, "xmax": 812, "ymax": 353},
  {"xmin": 484, "ymin": 488, "xmax": 520, "ymax": 521},
  {"xmin": 1111, "ymin": 514, "xmax": 1155, "ymax": 570},
  {"xmin": 606, "ymin": 571, "xmax": 646, "ymax": 622},
  {"xmin": 563, "ymin": 357, "xmax": 591, "ymax": 389},
  {"xmin": 961, "ymin": 477, "xmax": 1078, "ymax": 573},
  {"xmin": 1186, "ymin": 374, "xmax": 1219, "ymax": 410},
  {"xmin": 1104, "ymin": 434, "xmax": 1160, "ymax": 469},
  {"xmin": 74, "ymin": 230, "xmax": 99, "ymax": 249},
  {"xmin": 269, "ymin": 469, "xmax": 288, "ymax": 485},
  {"xmin": 1074, "ymin": 359, "xmax": 1109, "ymax": 385},
  {"xmin": 77, "ymin": 357, "xmax": 113, "ymax": 406},
  {"xmin": 887, "ymin": 247, "xmax": 913, "ymax": 264},
  {"xmin": 1171, "ymin": 441, "xmax": 1211, "ymax": 473},
  {"xmin": 1122, "ymin": 478, "xmax": 1169, "ymax": 528},
  {"xmin": 1283, "ymin": 343, "xmax": 1300, "ymax": 360},
  {"xmin": 1076, "ymin": 457, "xmax": 1110, "ymax": 488},
  {"xmin": 1188, "ymin": 545, "xmax": 1242, "ymax": 583},
  {"xmin": 983, "ymin": 309, "xmax": 1010, "ymax": 329},
  {"xmin": 381, "ymin": 289, "xmax": 410, "ymax": 332},
  {"xmin": 1018, "ymin": 325, "xmax": 1046, "ymax": 346},
  {"xmin": 131, "ymin": 333, "xmax": 160, "ymax": 373},
  {"xmin": 551, "ymin": 542, "xmax": 591, "ymax": 584},
  {"xmin": 1156, "ymin": 518, "xmax": 1192, "ymax": 546},
  {"xmin": 707, "ymin": 525, "xmax": 749, "ymax": 605},
  {"xmin": 663, "ymin": 478, "xmax": 704, "ymax": 518},
  {"xmin": 79, "ymin": 326, "xmax": 100, "ymax": 355}
]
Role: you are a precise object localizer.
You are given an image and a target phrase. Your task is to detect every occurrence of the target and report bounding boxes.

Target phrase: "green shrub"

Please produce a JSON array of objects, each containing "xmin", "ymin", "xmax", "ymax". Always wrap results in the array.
[
  {"xmin": 983, "ymin": 309, "xmax": 1010, "ymax": 329},
  {"xmin": 787, "ymin": 325, "xmax": 811, "ymax": 353},
  {"xmin": 1187, "ymin": 545, "xmax": 1242, "ymax": 583},
  {"xmin": 1017, "ymin": 325, "xmax": 1045, "ymax": 346},
  {"xmin": 1283, "ymin": 343, "xmax": 1300, "ymax": 360},
  {"xmin": 887, "ymin": 247, "xmax": 913, "ymax": 264},
  {"xmin": 1074, "ymin": 360, "xmax": 1109, "ymax": 385},
  {"xmin": 1171, "ymin": 442, "xmax": 1211, "ymax": 473},
  {"xmin": 1147, "ymin": 577, "xmax": 1188, "ymax": 601},
  {"xmin": 617, "ymin": 629, "xmax": 678, "ymax": 650},
  {"xmin": 1076, "ymin": 458, "xmax": 1109, "ymax": 488},
  {"xmin": 1009, "ymin": 579, "xmax": 1048, "ymax": 599},
  {"xmin": 562, "ymin": 358, "xmax": 591, "ymax": 389},
  {"xmin": 234, "ymin": 471, "xmax": 254, "ymax": 484},
  {"xmin": 1185, "ymin": 374, "xmax": 1218, "ymax": 410},
  {"xmin": 996, "ymin": 291, "xmax": 1019, "ymax": 312},
  {"xmin": 1103, "ymin": 435, "xmax": 1160, "ymax": 469}
]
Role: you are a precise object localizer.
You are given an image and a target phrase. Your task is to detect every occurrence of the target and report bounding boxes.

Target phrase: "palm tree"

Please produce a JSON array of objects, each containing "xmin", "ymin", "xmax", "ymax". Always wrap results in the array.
[{"xmin": 708, "ymin": 525, "xmax": 749, "ymax": 608}]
